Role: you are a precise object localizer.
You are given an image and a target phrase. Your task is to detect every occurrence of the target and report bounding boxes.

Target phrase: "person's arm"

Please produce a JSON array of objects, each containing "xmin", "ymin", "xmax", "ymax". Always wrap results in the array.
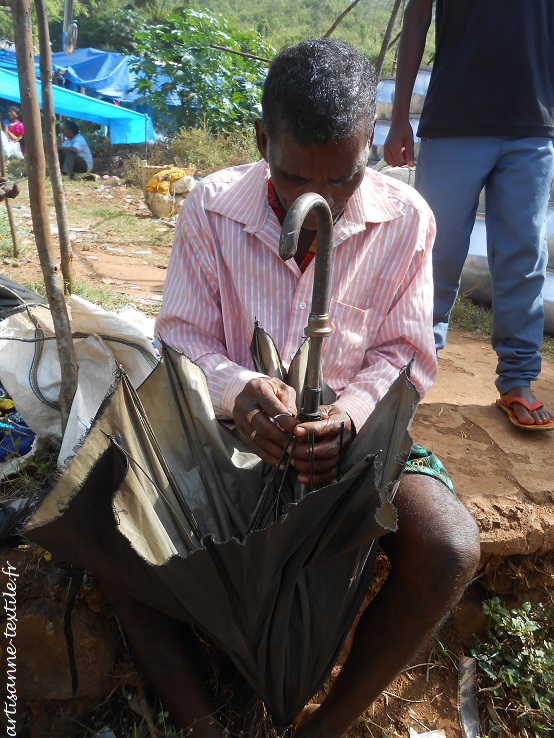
[
  {"xmin": 333, "ymin": 210, "xmax": 436, "ymax": 427},
  {"xmin": 155, "ymin": 184, "xmax": 277, "ymax": 418},
  {"xmin": 384, "ymin": 0, "xmax": 433, "ymax": 167},
  {"xmin": 155, "ymin": 183, "xmax": 299, "ymax": 469}
]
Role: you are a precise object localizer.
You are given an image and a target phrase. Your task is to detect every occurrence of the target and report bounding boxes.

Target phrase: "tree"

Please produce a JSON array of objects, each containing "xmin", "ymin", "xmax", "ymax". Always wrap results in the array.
[
  {"xmin": 373, "ymin": 0, "xmax": 403, "ymax": 78},
  {"xmin": 131, "ymin": 9, "xmax": 274, "ymax": 133}
]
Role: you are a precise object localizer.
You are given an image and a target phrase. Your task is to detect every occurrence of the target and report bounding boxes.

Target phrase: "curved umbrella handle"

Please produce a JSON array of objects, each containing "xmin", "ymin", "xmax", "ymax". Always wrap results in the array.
[{"xmin": 279, "ymin": 193, "xmax": 334, "ymax": 421}]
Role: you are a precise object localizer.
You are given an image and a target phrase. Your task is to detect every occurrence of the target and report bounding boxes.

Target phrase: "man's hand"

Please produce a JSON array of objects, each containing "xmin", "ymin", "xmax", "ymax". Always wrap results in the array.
[
  {"xmin": 290, "ymin": 405, "xmax": 354, "ymax": 485},
  {"xmin": 0, "ymin": 178, "xmax": 20, "ymax": 202},
  {"xmin": 234, "ymin": 381, "xmax": 355, "ymax": 485},
  {"xmin": 233, "ymin": 376, "xmax": 298, "ymax": 469},
  {"xmin": 383, "ymin": 118, "xmax": 416, "ymax": 168}
]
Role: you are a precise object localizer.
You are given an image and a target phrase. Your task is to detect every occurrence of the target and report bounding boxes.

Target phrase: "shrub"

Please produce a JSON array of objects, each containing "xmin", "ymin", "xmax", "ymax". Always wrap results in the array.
[
  {"xmin": 170, "ymin": 126, "xmax": 259, "ymax": 177},
  {"xmin": 472, "ymin": 597, "xmax": 554, "ymax": 736}
]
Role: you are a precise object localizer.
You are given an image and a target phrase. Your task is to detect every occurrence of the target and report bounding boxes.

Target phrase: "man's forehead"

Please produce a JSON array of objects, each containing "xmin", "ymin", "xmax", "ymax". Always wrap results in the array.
[{"xmin": 268, "ymin": 125, "xmax": 369, "ymax": 162}]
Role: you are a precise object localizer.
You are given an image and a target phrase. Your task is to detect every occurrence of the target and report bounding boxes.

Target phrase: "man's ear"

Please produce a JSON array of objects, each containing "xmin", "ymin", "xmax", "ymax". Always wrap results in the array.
[
  {"xmin": 368, "ymin": 118, "xmax": 376, "ymax": 150},
  {"xmin": 254, "ymin": 119, "xmax": 269, "ymax": 161}
]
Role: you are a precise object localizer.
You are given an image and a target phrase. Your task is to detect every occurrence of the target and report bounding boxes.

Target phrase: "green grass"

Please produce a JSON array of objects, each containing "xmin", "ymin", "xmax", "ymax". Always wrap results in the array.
[
  {"xmin": 62, "ymin": 182, "xmax": 168, "ymax": 247},
  {"xmin": 23, "ymin": 278, "xmax": 141, "ymax": 313},
  {"xmin": 0, "ymin": 204, "xmax": 28, "ymax": 257},
  {"xmin": 451, "ymin": 298, "xmax": 554, "ymax": 363}
]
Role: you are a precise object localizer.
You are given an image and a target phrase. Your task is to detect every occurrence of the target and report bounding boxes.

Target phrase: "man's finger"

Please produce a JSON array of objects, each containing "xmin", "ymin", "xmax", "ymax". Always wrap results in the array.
[{"xmin": 294, "ymin": 413, "xmax": 345, "ymax": 440}]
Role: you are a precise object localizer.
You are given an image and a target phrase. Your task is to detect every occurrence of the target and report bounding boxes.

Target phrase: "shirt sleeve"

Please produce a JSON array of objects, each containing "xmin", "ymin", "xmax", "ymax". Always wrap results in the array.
[
  {"xmin": 333, "ymin": 208, "xmax": 437, "ymax": 432},
  {"xmin": 154, "ymin": 185, "xmax": 264, "ymax": 420}
]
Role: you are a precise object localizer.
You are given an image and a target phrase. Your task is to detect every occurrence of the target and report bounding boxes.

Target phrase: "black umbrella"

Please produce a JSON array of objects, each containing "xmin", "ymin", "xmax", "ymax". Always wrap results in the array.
[{"xmin": 24, "ymin": 195, "xmax": 419, "ymax": 727}]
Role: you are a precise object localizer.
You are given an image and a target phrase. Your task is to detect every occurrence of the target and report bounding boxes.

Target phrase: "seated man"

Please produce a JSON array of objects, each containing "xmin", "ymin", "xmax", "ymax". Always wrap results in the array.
[
  {"xmin": 58, "ymin": 120, "xmax": 93, "ymax": 178},
  {"xmin": 105, "ymin": 39, "xmax": 480, "ymax": 738}
]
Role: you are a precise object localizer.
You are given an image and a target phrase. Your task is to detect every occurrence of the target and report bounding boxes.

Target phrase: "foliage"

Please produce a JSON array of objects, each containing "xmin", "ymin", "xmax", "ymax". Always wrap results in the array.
[
  {"xmin": 170, "ymin": 126, "xmax": 259, "ymax": 176},
  {"xmin": 199, "ymin": 0, "xmax": 437, "ymax": 74},
  {"xmin": 62, "ymin": 5, "xmax": 148, "ymax": 54},
  {"xmin": 131, "ymin": 9, "xmax": 274, "ymax": 133},
  {"xmin": 472, "ymin": 597, "xmax": 554, "ymax": 736}
]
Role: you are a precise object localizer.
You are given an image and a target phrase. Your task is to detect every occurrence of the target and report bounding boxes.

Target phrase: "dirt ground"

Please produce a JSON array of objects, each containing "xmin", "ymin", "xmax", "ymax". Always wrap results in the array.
[{"xmin": 1, "ymin": 179, "xmax": 553, "ymax": 737}]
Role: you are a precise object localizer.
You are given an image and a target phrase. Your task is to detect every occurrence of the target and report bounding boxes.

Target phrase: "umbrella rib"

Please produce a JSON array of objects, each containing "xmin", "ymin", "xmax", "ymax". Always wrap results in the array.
[
  {"xmin": 247, "ymin": 431, "xmax": 297, "ymax": 534},
  {"xmin": 163, "ymin": 349, "xmax": 247, "ymax": 537},
  {"xmin": 103, "ymin": 430, "xmax": 199, "ymax": 549},
  {"xmin": 121, "ymin": 374, "xmax": 203, "ymax": 543}
]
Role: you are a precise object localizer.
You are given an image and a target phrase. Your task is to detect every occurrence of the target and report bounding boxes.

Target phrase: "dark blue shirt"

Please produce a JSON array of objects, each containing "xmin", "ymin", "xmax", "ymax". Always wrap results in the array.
[{"xmin": 418, "ymin": 0, "xmax": 554, "ymax": 138}]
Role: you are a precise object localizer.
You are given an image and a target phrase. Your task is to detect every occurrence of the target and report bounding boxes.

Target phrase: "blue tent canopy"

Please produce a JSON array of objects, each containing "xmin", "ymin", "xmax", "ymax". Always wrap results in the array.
[
  {"xmin": 0, "ymin": 67, "xmax": 155, "ymax": 144},
  {"xmin": 0, "ymin": 47, "xmax": 41, "ymax": 75},
  {"xmin": 51, "ymin": 48, "xmax": 180, "ymax": 106}
]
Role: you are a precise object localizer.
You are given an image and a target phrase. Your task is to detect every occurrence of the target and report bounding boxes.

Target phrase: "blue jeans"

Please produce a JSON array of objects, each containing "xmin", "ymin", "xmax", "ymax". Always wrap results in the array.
[{"xmin": 415, "ymin": 136, "xmax": 554, "ymax": 394}]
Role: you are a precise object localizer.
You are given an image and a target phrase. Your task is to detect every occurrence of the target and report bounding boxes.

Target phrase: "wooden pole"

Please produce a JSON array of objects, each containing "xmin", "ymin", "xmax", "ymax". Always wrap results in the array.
[
  {"xmin": 0, "ymin": 135, "xmax": 20, "ymax": 259},
  {"xmin": 12, "ymin": 0, "xmax": 78, "ymax": 433},
  {"xmin": 34, "ymin": 0, "xmax": 75, "ymax": 293}
]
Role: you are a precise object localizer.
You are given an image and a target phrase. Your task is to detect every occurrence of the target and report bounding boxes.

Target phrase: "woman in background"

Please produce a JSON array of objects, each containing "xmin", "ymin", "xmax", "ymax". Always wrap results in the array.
[{"xmin": 4, "ymin": 106, "xmax": 24, "ymax": 157}]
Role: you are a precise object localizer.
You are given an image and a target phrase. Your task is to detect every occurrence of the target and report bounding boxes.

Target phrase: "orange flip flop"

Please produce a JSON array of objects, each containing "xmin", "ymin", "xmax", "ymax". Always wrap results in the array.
[{"xmin": 496, "ymin": 397, "xmax": 554, "ymax": 431}]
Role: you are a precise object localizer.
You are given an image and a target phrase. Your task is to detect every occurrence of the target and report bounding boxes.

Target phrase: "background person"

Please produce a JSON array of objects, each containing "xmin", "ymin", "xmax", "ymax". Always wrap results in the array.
[
  {"xmin": 4, "ymin": 106, "xmax": 24, "ymax": 158},
  {"xmin": 58, "ymin": 120, "xmax": 93, "ymax": 178},
  {"xmin": 384, "ymin": 0, "xmax": 554, "ymax": 432}
]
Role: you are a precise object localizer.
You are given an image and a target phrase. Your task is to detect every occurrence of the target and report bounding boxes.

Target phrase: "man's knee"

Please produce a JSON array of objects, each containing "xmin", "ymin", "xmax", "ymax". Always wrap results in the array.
[{"xmin": 386, "ymin": 474, "xmax": 481, "ymax": 590}]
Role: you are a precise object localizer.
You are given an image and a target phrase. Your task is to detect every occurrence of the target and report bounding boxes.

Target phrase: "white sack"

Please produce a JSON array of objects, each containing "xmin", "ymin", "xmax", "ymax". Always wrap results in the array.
[{"xmin": 0, "ymin": 295, "xmax": 158, "ymax": 467}]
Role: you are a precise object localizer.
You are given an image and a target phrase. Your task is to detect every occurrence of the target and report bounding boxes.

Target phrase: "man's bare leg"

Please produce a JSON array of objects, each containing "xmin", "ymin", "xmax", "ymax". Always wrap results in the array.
[
  {"xmin": 295, "ymin": 474, "xmax": 481, "ymax": 738},
  {"xmin": 101, "ymin": 582, "xmax": 224, "ymax": 738}
]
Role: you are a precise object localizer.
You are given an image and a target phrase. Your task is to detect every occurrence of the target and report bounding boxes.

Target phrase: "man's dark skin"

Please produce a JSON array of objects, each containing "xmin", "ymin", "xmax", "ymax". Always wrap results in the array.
[
  {"xmin": 0, "ymin": 178, "xmax": 19, "ymax": 202},
  {"xmin": 101, "ymin": 113, "xmax": 480, "ymax": 738}
]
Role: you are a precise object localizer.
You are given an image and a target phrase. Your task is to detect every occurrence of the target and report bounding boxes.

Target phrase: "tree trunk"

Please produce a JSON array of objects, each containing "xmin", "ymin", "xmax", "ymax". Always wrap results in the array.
[
  {"xmin": 12, "ymin": 0, "xmax": 78, "ymax": 433},
  {"xmin": 374, "ymin": 0, "xmax": 403, "ymax": 79},
  {"xmin": 34, "ymin": 0, "xmax": 75, "ymax": 294}
]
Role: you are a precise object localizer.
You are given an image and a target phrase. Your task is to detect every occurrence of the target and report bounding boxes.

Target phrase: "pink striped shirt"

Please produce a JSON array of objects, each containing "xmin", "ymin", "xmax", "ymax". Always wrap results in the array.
[{"xmin": 155, "ymin": 159, "xmax": 437, "ymax": 430}]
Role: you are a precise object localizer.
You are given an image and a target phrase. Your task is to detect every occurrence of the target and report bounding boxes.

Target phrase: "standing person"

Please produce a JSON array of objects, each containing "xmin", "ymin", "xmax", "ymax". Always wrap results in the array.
[
  {"xmin": 4, "ymin": 106, "xmax": 24, "ymax": 158},
  {"xmin": 384, "ymin": 0, "xmax": 554, "ymax": 431},
  {"xmin": 101, "ymin": 39, "xmax": 480, "ymax": 738},
  {"xmin": 58, "ymin": 120, "xmax": 93, "ymax": 178}
]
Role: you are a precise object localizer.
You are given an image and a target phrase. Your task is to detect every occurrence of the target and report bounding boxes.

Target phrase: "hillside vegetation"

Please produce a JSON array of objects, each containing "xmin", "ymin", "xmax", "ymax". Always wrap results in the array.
[{"xmin": 1, "ymin": 0, "xmax": 436, "ymax": 75}]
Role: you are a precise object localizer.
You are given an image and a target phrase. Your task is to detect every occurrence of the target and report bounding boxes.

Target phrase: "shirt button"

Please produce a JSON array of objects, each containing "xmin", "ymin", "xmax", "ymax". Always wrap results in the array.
[{"xmin": 299, "ymin": 301, "xmax": 307, "ymax": 309}]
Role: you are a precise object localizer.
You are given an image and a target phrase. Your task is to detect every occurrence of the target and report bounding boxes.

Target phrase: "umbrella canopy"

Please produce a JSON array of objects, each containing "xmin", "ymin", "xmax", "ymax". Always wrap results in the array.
[{"xmin": 25, "ymin": 336, "xmax": 417, "ymax": 727}]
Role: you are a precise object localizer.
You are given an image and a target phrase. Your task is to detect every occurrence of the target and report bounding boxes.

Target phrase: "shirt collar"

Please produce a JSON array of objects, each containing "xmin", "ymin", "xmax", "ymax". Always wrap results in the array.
[{"xmin": 205, "ymin": 159, "xmax": 404, "ymax": 235}]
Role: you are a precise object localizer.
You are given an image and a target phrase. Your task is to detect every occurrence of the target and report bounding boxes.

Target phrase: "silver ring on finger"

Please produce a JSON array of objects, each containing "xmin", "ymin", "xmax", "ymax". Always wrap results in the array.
[{"xmin": 271, "ymin": 412, "xmax": 293, "ymax": 426}]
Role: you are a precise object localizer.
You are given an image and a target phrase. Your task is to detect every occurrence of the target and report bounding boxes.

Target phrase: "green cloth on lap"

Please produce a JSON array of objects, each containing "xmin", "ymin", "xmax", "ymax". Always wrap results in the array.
[{"xmin": 403, "ymin": 445, "xmax": 454, "ymax": 493}]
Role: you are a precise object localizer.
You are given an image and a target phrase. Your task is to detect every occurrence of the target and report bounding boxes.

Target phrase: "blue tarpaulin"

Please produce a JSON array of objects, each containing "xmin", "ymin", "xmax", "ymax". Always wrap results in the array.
[
  {"xmin": 0, "ymin": 67, "xmax": 155, "ymax": 144},
  {"xmin": 51, "ymin": 48, "xmax": 180, "ymax": 106}
]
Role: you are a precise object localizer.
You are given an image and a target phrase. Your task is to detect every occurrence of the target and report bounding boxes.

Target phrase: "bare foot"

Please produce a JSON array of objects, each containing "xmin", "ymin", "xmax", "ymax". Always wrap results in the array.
[
  {"xmin": 499, "ymin": 386, "xmax": 553, "ymax": 426},
  {"xmin": 293, "ymin": 704, "xmax": 321, "ymax": 738}
]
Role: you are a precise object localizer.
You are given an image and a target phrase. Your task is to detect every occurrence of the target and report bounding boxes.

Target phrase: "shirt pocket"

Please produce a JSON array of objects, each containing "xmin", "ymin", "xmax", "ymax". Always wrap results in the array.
[{"xmin": 326, "ymin": 300, "xmax": 379, "ymax": 379}]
